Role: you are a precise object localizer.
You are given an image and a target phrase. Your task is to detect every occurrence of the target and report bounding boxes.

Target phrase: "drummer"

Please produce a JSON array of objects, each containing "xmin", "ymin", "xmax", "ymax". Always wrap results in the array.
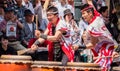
[
  {"xmin": 81, "ymin": 4, "xmax": 119, "ymax": 71},
  {"xmin": 31, "ymin": 6, "xmax": 76, "ymax": 65},
  {"xmin": 0, "ymin": 34, "xmax": 17, "ymax": 56}
]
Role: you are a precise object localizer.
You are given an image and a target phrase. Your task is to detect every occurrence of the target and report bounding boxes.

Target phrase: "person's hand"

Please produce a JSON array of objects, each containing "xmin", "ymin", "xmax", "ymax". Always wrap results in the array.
[
  {"xmin": 11, "ymin": 15, "xmax": 17, "ymax": 22},
  {"xmin": 23, "ymin": 40, "xmax": 28, "ymax": 46},
  {"xmin": 30, "ymin": 44, "xmax": 38, "ymax": 51},
  {"xmin": 72, "ymin": 45, "xmax": 79, "ymax": 51},
  {"xmin": 35, "ymin": 30, "xmax": 41, "ymax": 38}
]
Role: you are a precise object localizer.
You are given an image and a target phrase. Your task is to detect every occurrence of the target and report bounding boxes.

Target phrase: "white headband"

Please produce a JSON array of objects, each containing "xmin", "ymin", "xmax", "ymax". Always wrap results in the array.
[{"xmin": 47, "ymin": 11, "xmax": 58, "ymax": 14}]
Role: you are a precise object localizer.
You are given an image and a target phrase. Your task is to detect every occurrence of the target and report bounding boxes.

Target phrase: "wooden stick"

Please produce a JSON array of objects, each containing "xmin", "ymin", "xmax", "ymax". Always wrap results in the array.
[
  {"xmin": 17, "ymin": 48, "xmax": 31, "ymax": 55},
  {"xmin": 94, "ymin": 56, "xmax": 120, "ymax": 59},
  {"xmin": 36, "ymin": 15, "xmax": 38, "ymax": 30},
  {"xmin": 33, "ymin": 61, "xmax": 100, "ymax": 67},
  {"xmin": 43, "ymin": 0, "xmax": 50, "ymax": 11},
  {"xmin": 105, "ymin": 0, "xmax": 110, "ymax": 16}
]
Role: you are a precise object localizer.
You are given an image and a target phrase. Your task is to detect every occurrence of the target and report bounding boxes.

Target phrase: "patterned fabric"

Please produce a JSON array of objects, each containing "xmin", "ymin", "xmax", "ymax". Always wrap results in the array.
[
  {"xmin": 56, "ymin": 20, "xmax": 74, "ymax": 62},
  {"xmin": 14, "ymin": 5, "xmax": 27, "ymax": 23},
  {"xmin": 46, "ymin": 18, "xmax": 74, "ymax": 61},
  {"xmin": 0, "ymin": 20, "xmax": 22, "ymax": 41},
  {"xmin": 93, "ymin": 42, "xmax": 114, "ymax": 70},
  {"xmin": 46, "ymin": 18, "xmax": 60, "ymax": 61},
  {"xmin": 86, "ymin": 15, "xmax": 115, "ymax": 70},
  {"xmin": 22, "ymin": 22, "xmax": 36, "ymax": 42}
]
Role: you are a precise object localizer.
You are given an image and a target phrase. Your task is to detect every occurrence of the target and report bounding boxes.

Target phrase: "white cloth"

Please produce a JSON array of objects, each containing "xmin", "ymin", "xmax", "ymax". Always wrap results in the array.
[
  {"xmin": 27, "ymin": 23, "xmax": 33, "ymax": 32},
  {"xmin": 22, "ymin": 1, "xmax": 35, "ymax": 14},
  {"xmin": 54, "ymin": 1, "xmax": 74, "ymax": 20},
  {"xmin": 86, "ymin": 16, "xmax": 114, "ymax": 44}
]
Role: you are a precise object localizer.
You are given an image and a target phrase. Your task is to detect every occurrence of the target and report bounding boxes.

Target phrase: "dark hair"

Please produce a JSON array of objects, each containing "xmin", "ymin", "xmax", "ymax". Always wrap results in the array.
[
  {"xmin": 0, "ymin": 35, "xmax": 8, "ymax": 41},
  {"xmin": 46, "ymin": 6, "xmax": 58, "ymax": 15},
  {"xmin": 98, "ymin": 6, "xmax": 108, "ymax": 14},
  {"xmin": 63, "ymin": 9, "xmax": 73, "ymax": 19},
  {"xmin": 24, "ymin": 9, "xmax": 34, "ymax": 16}
]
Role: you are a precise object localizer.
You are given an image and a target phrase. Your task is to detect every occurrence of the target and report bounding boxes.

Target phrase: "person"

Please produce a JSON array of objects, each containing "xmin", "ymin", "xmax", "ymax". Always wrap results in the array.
[
  {"xmin": 63, "ymin": 9, "xmax": 82, "ymax": 61},
  {"xmin": 14, "ymin": 0, "xmax": 27, "ymax": 23},
  {"xmin": 22, "ymin": 0, "xmax": 34, "ymax": 14},
  {"xmin": 0, "ymin": 7, "xmax": 25, "ymax": 51},
  {"xmin": 21, "ymin": 9, "xmax": 36, "ymax": 47},
  {"xmin": 33, "ymin": 0, "xmax": 48, "ymax": 31},
  {"xmin": 0, "ymin": 7, "xmax": 4, "ymax": 22},
  {"xmin": 52, "ymin": 0, "xmax": 74, "ymax": 20},
  {"xmin": 81, "ymin": 4, "xmax": 119, "ymax": 71},
  {"xmin": 0, "ymin": 35, "xmax": 17, "ymax": 56},
  {"xmin": 31, "ymin": 6, "xmax": 74, "ymax": 64},
  {"xmin": 99, "ymin": 6, "xmax": 119, "ymax": 43}
]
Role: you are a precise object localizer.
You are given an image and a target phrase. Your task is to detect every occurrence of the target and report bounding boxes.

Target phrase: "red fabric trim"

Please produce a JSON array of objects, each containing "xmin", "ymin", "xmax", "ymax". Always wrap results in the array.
[
  {"xmin": 89, "ymin": 10, "xmax": 100, "ymax": 24},
  {"xmin": 47, "ymin": 18, "xmax": 60, "ymax": 61},
  {"xmin": 61, "ymin": 44, "xmax": 74, "ymax": 62},
  {"xmin": 81, "ymin": 5, "xmax": 93, "ymax": 12},
  {"xmin": 89, "ymin": 30, "xmax": 102, "ymax": 37},
  {"xmin": 91, "ymin": 49, "xmax": 98, "ymax": 57}
]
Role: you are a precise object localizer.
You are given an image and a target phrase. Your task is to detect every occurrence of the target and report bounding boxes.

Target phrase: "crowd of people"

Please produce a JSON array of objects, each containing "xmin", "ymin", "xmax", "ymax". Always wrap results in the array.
[{"xmin": 0, "ymin": 0, "xmax": 120, "ymax": 71}]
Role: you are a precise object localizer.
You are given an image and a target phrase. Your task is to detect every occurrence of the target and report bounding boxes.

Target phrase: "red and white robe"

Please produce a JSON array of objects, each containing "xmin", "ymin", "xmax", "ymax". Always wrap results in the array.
[{"xmin": 87, "ymin": 15, "xmax": 115, "ymax": 71}]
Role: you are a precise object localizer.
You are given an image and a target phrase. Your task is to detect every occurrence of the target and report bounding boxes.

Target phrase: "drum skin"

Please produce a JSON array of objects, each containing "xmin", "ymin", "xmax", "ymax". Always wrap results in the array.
[
  {"xmin": 31, "ymin": 61, "xmax": 101, "ymax": 71},
  {"xmin": 0, "ymin": 55, "xmax": 32, "ymax": 71}
]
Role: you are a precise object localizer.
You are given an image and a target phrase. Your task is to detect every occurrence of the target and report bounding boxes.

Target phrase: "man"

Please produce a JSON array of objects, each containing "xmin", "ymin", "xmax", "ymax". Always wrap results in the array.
[
  {"xmin": 22, "ymin": 0, "xmax": 34, "ymax": 14},
  {"xmin": 31, "ymin": 6, "xmax": 74, "ymax": 64},
  {"xmin": 0, "ymin": 7, "xmax": 25, "ymax": 50},
  {"xmin": 22, "ymin": 9, "xmax": 36, "ymax": 47},
  {"xmin": 99, "ymin": 6, "xmax": 119, "ymax": 43},
  {"xmin": 14, "ymin": 0, "xmax": 27, "ymax": 23},
  {"xmin": 81, "ymin": 4, "xmax": 119, "ymax": 71}
]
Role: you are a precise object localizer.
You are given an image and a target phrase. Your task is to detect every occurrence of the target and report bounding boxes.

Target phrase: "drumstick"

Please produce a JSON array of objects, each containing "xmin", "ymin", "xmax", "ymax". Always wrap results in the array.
[
  {"xmin": 36, "ymin": 15, "xmax": 38, "ymax": 30},
  {"xmin": 43, "ymin": 0, "xmax": 50, "ymax": 11},
  {"xmin": 17, "ymin": 48, "xmax": 31, "ymax": 55},
  {"xmin": 94, "ymin": 55, "xmax": 120, "ymax": 59}
]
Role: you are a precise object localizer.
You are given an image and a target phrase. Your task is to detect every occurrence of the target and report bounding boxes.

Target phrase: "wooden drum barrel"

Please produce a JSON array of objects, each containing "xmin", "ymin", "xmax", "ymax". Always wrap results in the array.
[
  {"xmin": 31, "ymin": 61, "xmax": 101, "ymax": 71},
  {"xmin": 0, "ymin": 55, "xmax": 32, "ymax": 71},
  {"xmin": 112, "ymin": 67, "xmax": 120, "ymax": 71}
]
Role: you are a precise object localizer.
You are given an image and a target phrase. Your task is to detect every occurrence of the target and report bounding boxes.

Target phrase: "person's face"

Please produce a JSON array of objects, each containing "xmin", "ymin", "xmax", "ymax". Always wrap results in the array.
[
  {"xmin": 102, "ymin": 9, "xmax": 108, "ymax": 17},
  {"xmin": 15, "ymin": 0, "xmax": 22, "ymax": 5},
  {"xmin": 47, "ymin": 12, "xmax": 58, "ymax": 24},
  {"xmin": 1, "ymin": 38, "xmax": 8, "ymax": 47},
  {"xmin": 82, "ymin": 10, "xmax": 92, "ymax": 23},
  {"xmin": 24, "ymin": 0, "xmax": 29, "ymax": 3},
  {"xmin": 5, "ymin": 11, "xmax": 14, "ymax": 20},
  {"xmin": 25, "ymin": 15, "xmax": 34, "ymax": 23},
  {"xmin": 0, "ymin": 7, "xmax": 4, "ymax": 15},
  {"xmin": 60, "ymin": 0, "xmax": 66, "ymax": 5},
  {"xmin": 64, "ymin": 13, "xmax": 73, "ymax": 22}
]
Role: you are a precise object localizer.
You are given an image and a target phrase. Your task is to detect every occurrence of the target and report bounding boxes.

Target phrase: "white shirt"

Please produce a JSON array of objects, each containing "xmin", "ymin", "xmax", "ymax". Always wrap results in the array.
[{"xmin": 27, "ymin": 23, "xmax": 33, "ymax": 32}]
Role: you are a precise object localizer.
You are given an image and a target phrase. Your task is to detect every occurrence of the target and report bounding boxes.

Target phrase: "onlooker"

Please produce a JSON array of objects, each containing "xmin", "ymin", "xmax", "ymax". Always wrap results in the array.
[
  {"xmin": 99, "ymin": 6, "xmax": 119, "ymax": 42},
  {"xmin": 63, "ymin": 9, "xmax": 82, "ymax": 62},
  {"xmin": 14, "ymin": 0, "xmax": 27, "ymax": 23},
  {"xmin": 22, "ymin": 0, "xmax": 34, "ymax": 14},
  {"xmin": 0, "ymin": 35, "xmax": 17, "ymax": 56},
  {"xmin": 0, "ymin": 7, "xmax": 4, "ymax": 22},
  {"xmin": 22, "ymin": 9, "xmax": 36, "ymax": 47},
  {"xmin": 33, "ymin": 0, "xmax": 48, "ymax": 32},
  {"xmin": 52, "ymin": 0, "xmax": 74, "ymax": 20},
  {"xmin": 0, "ymin": 7, "xmax": 26, "ymax": 50}
]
